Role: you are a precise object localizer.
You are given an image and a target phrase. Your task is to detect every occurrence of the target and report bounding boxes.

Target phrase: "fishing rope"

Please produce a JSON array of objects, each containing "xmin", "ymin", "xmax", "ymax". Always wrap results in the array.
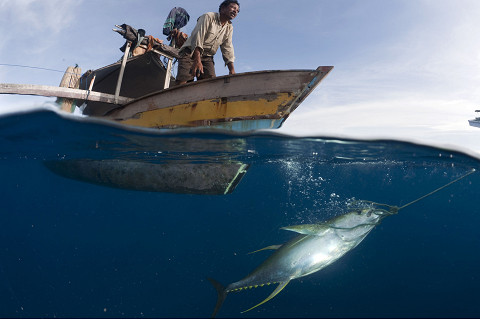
[
  {"xmin": 0, "ymin": 63, "xmax": 64, "ymax": 73},
  {"xmin": 1, "ymin": 60, "xmax": 175, "ymax": 80},
  {"xmin": 349, "ymin": 168, "xmax": 476, "ymax": 215},
  {"xmin": 0, "ymin": 63, "xmax": 81, "ymax": 76},
  {"xmin": 398, "ymin": 168, "xmax": 476, "ymax": 210}
]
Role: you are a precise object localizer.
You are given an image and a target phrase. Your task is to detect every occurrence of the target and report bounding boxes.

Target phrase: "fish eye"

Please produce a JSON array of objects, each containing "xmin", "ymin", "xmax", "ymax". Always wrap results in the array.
[{"xmin": 361, "ymin": 209, "xmax": 372, "ymax": 217}]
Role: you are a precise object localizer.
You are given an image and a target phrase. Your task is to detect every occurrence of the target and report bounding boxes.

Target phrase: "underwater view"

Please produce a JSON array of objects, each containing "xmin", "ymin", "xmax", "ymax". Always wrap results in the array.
[{"xmin": 0, "ymin": 109, "xmax": 479, "ymax": 318}]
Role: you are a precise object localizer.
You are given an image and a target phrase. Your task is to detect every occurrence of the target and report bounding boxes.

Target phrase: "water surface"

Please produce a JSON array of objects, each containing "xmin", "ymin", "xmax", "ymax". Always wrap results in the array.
[{"xmin": 0, "ymin": 110, "xmax": 479, "ymax": 318}]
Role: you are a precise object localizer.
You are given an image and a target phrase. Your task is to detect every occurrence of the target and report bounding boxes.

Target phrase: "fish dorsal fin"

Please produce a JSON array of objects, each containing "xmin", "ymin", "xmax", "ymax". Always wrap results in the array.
[
  {"xmin": 248, "ymin": 245, "xmax": 282, "ymax": 255},
  {"xmin": 281, "ymin": 224, "xmax": 329, "ymax": 236},
  {"xmin": 241, "ymin": 280, "xmax": 291, "ymax": 313}
]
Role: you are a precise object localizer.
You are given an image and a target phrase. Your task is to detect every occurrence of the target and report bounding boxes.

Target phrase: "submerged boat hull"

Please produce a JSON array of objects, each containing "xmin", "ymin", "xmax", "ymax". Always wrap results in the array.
[{"xmin": 45, "ymin": 159, "xmax": 249, "ymax": 195}]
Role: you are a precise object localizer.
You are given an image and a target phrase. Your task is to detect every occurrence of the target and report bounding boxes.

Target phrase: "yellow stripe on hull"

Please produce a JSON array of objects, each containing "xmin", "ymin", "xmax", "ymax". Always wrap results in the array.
[{"xmin": 119, "ymin": 92, "xmax": 292, "ymax": 128}]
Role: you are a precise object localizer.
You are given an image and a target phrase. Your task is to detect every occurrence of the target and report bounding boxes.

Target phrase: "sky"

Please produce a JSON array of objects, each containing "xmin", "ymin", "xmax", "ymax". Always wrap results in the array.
[{"xmin": 1, "ymin": 0, "xmax": 480, "ymax": 155}]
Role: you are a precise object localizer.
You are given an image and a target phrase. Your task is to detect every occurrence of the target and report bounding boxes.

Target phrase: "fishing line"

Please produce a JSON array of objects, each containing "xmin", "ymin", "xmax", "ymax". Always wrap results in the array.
[
  {"xmin": 398, "ymin": 168, "xmax": 476, "ymax": 210},
  {"xmin": 0, "ymin": 63, "xmax": 66, "ymax": 74},
  {"xmin": 350, "ymin": 168, "xmax": 476, "ymax": 215}
]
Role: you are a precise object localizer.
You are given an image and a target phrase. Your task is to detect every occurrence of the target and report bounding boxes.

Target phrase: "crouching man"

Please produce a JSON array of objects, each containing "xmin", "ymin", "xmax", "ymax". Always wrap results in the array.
[{"xmin": 176, "ymin": 0, "xmax": 240, "ymax": 85}]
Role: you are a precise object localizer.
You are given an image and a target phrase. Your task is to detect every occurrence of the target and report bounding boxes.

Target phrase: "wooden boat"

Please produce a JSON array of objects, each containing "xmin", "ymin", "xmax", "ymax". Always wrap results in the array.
[
  {"xmin": 0, "ymin": 63, "xmax": 332, "ymax": 132},
  {"xmin": 0, "ymin": 24, "xmax": 333, "ymax": 132},
  {"xmin": 0, "ymin": 25, "xmax": 332, "ymax": 194},
  {"xmin": 74, "ymin": 46, "xmax": 333, "ymax": 131}
]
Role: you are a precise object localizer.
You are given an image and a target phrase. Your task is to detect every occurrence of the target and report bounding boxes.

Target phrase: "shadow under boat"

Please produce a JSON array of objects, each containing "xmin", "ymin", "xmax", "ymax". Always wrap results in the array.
[
  {"xmin": 44, "ymin": 134, "xmax": 251, "ymax": 195},
  {"xmin": 45, "ymin": 159, "xmax": 249, "ymax": 195}
]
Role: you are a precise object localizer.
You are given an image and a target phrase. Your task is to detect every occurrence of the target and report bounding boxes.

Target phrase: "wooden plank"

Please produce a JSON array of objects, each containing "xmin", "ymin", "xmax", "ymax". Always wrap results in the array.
[
  {"xmin": 57, "ymin": 65, "xmax": 82, "ymax": 112},
  {"xmin": 0, "ymin": 83, "xmax": 134, "ymax": 105},
  {"xmin": 115, "ymin": 42, "xmax": 131, "ymax": 104}
]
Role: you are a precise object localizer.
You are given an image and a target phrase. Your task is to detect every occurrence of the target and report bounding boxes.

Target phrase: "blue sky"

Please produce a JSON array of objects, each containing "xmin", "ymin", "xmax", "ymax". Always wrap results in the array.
[{"xmin": 1, "ymin": 0, "xmax": 480, "ymax": 153}]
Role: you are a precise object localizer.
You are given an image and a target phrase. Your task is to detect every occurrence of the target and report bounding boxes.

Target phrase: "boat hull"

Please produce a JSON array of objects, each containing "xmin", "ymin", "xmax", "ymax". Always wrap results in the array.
[
  {"xmin": 100, "ymin": 67, "xmax": 333, "ymax": 131},
  {"xmin": 469, "ymin": 119, "xmax": 480, "ymax": 128}
]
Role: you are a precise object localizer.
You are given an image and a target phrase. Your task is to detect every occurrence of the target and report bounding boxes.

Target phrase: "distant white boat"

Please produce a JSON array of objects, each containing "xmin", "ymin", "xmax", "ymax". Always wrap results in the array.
[{"xmin": 468, "ymin": 110, "xmax": 480, "ymax": 128}]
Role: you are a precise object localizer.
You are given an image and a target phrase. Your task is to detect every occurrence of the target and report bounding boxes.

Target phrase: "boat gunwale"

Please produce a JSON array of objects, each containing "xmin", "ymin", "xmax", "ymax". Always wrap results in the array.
[
  {"xmin": 104, "ymin": 66, "xmax": 333, "ymax": 121},
  {"xmin": 122, "ymin": 67, "xmax": 333, "ymax": 108}
]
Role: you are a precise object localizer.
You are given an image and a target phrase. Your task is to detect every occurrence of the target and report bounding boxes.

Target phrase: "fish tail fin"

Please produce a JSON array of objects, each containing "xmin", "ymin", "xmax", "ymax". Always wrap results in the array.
[
  {"xmin": 241, "ymin": 280, "xmax": 290, "ymax": 314},
  {"xmin": 207, "ymin": 277, "xmax": 228, "ymax": 318}
]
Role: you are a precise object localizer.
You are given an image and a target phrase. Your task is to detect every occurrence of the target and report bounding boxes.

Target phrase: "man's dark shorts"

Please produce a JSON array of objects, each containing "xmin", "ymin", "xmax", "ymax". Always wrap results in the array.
[{"xmin": 176, "ymin": 53, "xmax": 216, "ymax": 82}]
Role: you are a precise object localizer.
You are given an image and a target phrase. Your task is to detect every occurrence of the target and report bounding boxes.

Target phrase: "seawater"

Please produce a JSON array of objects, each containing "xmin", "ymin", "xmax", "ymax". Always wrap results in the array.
[{"xmin": 0, "ymin": 109, "xmax": 479, "ymax": 318}]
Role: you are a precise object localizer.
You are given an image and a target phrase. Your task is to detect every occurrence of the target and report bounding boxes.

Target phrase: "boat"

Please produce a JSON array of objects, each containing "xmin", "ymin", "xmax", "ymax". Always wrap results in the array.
[
  {"xmin": 0, "ymin": 22, "xmax": 332, "ymax": 194},
  {"xmin": 468, "ymin": 110, "xmax": 480, "ymax": 128},
  {"xmin": 82, "ymin": 64, "xmax": 332, "ymax": 131},
  {"xmin": 0, "ymin": 24, "xmax": 333, "ymax": 132}
]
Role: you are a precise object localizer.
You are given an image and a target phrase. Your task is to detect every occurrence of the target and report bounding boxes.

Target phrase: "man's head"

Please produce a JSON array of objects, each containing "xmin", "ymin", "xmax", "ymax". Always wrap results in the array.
[{"xmin": 219, "ymin": 0, "xmax": 240, "ymax": 21}]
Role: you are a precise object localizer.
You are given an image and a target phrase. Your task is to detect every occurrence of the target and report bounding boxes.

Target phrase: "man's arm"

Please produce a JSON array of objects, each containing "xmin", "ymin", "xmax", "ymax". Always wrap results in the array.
[
  {"xmin": 227, "ymin": 62, "xmax": 235, "ymax": 75},
  {"xmin": 221, "ymin": 27, "xmax": 235, "ymax": 74},
  {"xmin": 185, "ymin": 13, "xmax": 214, "ymax": 77},
  {"xmin": 186, "ymin": 14, "xmax": 211, "ymax": 55},
  {"xmin": 192, "ymin": 47, "xmax": 204, "ymax": 77}
]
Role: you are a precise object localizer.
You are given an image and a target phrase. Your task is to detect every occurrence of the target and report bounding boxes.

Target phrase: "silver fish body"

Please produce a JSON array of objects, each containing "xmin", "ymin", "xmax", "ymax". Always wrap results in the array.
[
  {"xmin": 209, "ymin": 208, "xmax": 389, "ymax": 317},
  {"xmin": 208, "ymin": 169, "xmax": 475, "ymax": 317},
  {"xmin": 229, "ymin": 209, "xmax": 383, "ymax": 291}
]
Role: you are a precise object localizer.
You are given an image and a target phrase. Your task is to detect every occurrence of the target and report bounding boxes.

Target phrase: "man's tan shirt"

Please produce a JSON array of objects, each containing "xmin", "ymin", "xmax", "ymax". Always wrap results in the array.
[{"xmin": 179, "ymin": 12, "xmax": 235, "ymax": 65}]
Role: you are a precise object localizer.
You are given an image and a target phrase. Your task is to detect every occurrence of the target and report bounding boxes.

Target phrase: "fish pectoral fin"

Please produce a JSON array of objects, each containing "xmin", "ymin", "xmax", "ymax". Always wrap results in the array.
[
  {"xmin": 247, "ymin": 245, "xmax": 282, "ymax": 255},
  {"xmin": 241, "ymin": 280, "xmax": 290, "ymax": 313},
  {"xmin": 281, "ymin": 224, "xmax": 328, "ymax": 236}
]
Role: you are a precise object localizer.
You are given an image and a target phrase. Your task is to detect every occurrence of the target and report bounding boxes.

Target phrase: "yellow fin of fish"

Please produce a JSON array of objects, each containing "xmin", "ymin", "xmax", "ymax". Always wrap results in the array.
[
  {"xmin": 241, "ymin": 280, "xmax": 290, "ymax": 313},
  {"xmin": 281, "ymin": 224, "xmax": 329, "ymax": 236},
  {"xmin": 248, "ymin": 245, "xmax": 282, "ymax": 255}
]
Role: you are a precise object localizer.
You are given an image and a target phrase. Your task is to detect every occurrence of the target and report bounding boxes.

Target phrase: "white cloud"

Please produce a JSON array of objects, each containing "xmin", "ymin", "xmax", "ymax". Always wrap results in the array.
[
  {"xmin": 283, "ymin": 1, "xmax": 480, "ymax": 152},
  {"xmin": 0, "ymin": 0, "xmax": 83, "ymax": 55},
  {"xmin": 0, "ymin": 0, "xmax": 81, "ymax": 34},
  {"xmin": 319, "ymin": 1, "xmax": 480, "ymax": 105},
  {"xmin": 280, "ymin": 93, "xmax": 480, "ymax": 156},
  {"xmin": 281, "ymin": 0, "xmax": 480, "ymax": 154}
]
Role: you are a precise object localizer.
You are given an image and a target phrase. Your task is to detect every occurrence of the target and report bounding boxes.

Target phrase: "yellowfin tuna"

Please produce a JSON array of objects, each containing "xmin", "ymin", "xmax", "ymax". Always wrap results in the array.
[{"xmin": 208, "ymin": 169, "xmax": 475, "ymax": 317}]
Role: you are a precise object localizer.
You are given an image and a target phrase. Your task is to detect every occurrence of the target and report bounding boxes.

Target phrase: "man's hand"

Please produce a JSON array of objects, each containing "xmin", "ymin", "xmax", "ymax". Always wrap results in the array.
[
  {"xmin": 227, "ymin": 62, "xmax": 235, "ymax": 75},
  {"xmin": 191, "ymin": 48, "xmax": 204, "ymax": 78}
]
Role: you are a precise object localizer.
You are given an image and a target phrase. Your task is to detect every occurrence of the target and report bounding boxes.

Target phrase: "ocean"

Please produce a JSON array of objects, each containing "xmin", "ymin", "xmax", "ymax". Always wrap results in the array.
[{"xmin": 0, "ymin": 109, "xmax": 479, "ymax": 318}]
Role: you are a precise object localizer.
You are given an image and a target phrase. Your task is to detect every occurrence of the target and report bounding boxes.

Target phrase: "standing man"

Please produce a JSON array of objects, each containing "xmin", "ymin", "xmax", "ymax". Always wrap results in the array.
[{"xmin": 176, "ymin": 0, "xmax": 240, "ymax": 85}]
